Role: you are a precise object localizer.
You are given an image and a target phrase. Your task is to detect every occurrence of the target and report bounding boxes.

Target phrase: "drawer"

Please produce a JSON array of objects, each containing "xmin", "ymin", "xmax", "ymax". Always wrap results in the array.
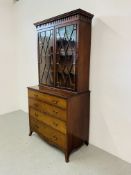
[
  {"xmin": 29, "ymin": 99, "xmax": 66, "ymax": 121},
  {"xmin": 30, "ymin": 108, "xmax": 67, "ymax": 134},
  {"xmin": 31, "ymin": 118, "xmax": 67, "ymax": 149},
  {"xmin": 28, "ymin": 90, "xmax": 67, "ymax": 109}
]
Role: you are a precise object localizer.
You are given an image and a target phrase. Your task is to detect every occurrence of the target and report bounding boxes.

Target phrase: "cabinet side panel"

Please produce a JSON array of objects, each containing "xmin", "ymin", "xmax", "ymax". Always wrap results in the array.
[
  {"xmin": 68, "ymin": 92, "xmax": 90, "ymax": 146},
  {"xmin": 78, "ymin": 21, "xmax": 92, "ymax": 92}
]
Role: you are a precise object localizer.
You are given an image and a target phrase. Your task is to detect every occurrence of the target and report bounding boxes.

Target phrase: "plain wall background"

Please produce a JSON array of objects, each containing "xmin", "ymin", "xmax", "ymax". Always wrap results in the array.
[
  {"xmin": 0, "ymin": 0, "xmax": 19, "ymax": 114},
  {"xmin": 1, "ymin": 0, "xmax": 131, "ymax": 164}
]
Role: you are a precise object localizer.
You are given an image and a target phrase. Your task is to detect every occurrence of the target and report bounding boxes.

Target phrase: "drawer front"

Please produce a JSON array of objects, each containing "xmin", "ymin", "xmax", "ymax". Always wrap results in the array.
[
  {"xmin": 30, "ymin": 108, "xmax": 67, "ymax": 134},
  {"xmin": 31, "ymin": 118, "xmax": 67, "ymax": 149},
  {"xmin": 29, "ymin": 99, "xmax": 66, "ymax": 121},
  {"xmin": 28, "ymin": 90, "xmax": 67, "ymax": 109}
]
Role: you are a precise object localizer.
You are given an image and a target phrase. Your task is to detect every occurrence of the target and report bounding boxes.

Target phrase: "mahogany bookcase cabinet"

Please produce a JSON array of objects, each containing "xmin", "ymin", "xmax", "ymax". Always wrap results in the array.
[{"xmin": 28, "ymin": 9, "xmax": 94, "ymax": 162}]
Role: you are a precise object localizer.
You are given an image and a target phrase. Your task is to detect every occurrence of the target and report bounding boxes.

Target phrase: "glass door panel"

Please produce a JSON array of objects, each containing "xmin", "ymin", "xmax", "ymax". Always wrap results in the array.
[
  {"xmin": 55, "ymin": 24, "xmax": 77, "ymax": 90},
  {"xmin": 38, "ymin": 29, "xmax": 54, "ymax": 86}
]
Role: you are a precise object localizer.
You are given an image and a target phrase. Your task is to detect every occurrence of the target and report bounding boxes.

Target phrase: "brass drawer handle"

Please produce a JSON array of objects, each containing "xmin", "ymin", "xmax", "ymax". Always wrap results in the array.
[
  {"xmin": 52, "ymin": 100, "xmax": 58, "ymax": 104},
  {"xmin": 53, "ymin": 135, "xmax": 57, "ymax": 141},
  {"xmin": 34, "ymin": 112, "xmax": 38, "ymax": 117},
  {"xmin": 34, "ymin": 94, "xmax": 38, "ymax": 98},
  {"xmin": 34, "ymin": 125, "xmax": 39, "ymax": 129},
  {"xmin": 53, "ymin": 122, "xmax": 58, "ymax": 127},
  {"xmin": 34, "ymin": 103, "xmax": 39, "ymax": 108},
  {"xmin": 53, "ymin": 110, "xmax": 58, "ymax": 114}
]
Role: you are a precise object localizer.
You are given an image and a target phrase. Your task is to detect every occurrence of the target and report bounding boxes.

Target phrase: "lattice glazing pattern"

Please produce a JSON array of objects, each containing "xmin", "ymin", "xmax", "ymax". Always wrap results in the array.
[
  {"xmin": 38, "ymin": 29, "xmax": 54, "ymax": 86},
  {"xmin": 56, "ymin": 24, "xmax": 77, "ymax": 90}
]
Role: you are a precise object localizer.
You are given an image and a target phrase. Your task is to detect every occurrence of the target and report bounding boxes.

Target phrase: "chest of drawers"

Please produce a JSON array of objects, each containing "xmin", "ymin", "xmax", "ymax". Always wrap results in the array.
[{"xmin": 28, "ymin": 86, "xmax": 90, "ymax": 162}]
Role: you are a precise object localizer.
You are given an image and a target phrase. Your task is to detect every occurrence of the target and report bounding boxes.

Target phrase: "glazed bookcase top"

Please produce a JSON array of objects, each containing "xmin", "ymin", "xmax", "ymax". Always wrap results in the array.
[{"xmin": 35, "ymin": 9, "xmax": 93, "ymax": 92}]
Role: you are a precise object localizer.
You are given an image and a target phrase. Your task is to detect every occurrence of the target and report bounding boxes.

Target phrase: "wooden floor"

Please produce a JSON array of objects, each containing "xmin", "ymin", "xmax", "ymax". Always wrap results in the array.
[{"xmin": 0, "ymin": 110, "xmax": 131, "ymax": 175}]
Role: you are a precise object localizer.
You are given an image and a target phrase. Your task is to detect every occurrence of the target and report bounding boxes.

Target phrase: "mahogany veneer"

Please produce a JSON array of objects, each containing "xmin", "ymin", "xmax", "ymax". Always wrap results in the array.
[{"xmin": 28, "ymin": 9, "xmax": 94, "ymax": 162}]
